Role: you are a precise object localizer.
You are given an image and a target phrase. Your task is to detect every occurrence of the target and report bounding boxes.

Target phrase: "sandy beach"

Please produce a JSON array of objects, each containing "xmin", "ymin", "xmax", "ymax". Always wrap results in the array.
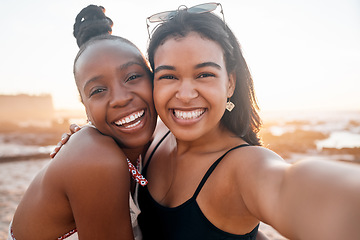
[
  {"xmin": 0, "ymin": 159, "xmax": 49, "ymax": 240},
  {"xmin": 0, "ymin": 158, "xmax": 287, "ymax": 240},
  {"xmin": 2, "ymin": 110, "xmax": 359, "ymax": 239}
]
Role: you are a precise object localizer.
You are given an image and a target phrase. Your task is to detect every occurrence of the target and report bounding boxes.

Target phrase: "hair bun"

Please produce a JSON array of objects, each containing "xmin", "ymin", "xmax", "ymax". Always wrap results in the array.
[{"xmin": 73, "ymin": 5, "xmax": 113, "ymax": 47}]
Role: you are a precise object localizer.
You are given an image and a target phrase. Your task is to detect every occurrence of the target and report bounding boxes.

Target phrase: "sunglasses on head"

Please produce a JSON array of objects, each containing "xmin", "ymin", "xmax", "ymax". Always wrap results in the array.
[{"xmin": 146, "ymin": 2, "xmax": 225, "ymax": 39}]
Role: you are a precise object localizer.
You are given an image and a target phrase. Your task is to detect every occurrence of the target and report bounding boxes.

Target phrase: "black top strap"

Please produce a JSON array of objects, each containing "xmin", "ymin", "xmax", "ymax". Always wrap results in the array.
[
  {"xmin": 142, "ymin": 130, "xmax": 171, "ymax": 176},
  {"xmin": 192, "ymin": 144, "xmax": 250, "ymax": 199}
]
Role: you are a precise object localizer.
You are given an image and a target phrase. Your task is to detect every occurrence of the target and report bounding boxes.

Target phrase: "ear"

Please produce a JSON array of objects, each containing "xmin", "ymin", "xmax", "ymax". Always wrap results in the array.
[{"xmin": 227, "ymin": 72, "xmax": 236, "ymax": 98}]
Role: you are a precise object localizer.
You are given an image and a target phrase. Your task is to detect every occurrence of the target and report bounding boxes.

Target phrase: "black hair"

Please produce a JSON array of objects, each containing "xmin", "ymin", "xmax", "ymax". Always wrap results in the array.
[
  {"xmin": 73, "ymin": 5, "xmax": 139, "ymax": 64},
  {"xmin": 147, "ymin": 10, "xmax": 262, "ymax": 146},
  {"xmin": 73, "ymin": 4, "xmax": 113, "ymax": 48}
]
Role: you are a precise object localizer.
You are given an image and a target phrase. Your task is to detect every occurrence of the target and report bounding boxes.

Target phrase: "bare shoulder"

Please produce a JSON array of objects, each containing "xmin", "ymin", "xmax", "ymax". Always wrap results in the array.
[
  {"xmin": 48, "ymin": 126, "xmax": 128, "ymax": 185},
  {"xmin": 37, "ymin": 129, "xmax": 132, "ymax": 239},
  {"xmin": 220, "ymin": 145, "xmax": 292, "ymax": 220},
  {"xmin": 227, "ymin": 145, "xmax": 288, "ymax": 172},
  {"xmin": 71, "ymin": 126, "xmax": 122, "ymax": 151},
  {"xmin": 56, "ymin": 126, "xmax": 126, "ymax": 164}
]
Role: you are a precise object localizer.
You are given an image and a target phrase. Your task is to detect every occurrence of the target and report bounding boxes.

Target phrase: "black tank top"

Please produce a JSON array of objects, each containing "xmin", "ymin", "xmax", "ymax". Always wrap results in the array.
[{"xmin": 138, "ymin": 131, "xmax": 259, "ymax": 240}]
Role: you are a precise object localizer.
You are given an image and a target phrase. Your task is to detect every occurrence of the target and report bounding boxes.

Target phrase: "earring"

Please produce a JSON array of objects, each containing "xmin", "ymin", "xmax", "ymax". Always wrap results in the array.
[
  {"xmin": 87, "ymin": 119, "xmax": 93, "ymax": 125},
  {"xmin": 226, "ymin": 98, "xmax": 235, "ymax": 112}
]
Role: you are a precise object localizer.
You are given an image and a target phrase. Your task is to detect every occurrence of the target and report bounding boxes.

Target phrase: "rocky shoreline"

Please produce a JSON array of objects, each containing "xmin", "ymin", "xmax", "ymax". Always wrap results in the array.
[{"xmin": 1, "ymin": 111, "xmax": 359, "ymax": 239}]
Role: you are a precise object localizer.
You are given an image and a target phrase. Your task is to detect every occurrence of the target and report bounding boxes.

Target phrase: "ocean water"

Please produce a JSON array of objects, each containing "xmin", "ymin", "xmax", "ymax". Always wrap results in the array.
[
  {"xmin": 0, "ymin": 133, "xmax": 55, "ymax": 159},
  {"xmin": 0, "ymin": 117, "xmax": 86, "ymax": 159},
  {"xmin": 0, "ymin": 142, "xmax": 54, "ymax": 158},
  {"xmin": 0, "ymin": 111, "xmax": 359, "ymax": 160},
  {"xmin": 316, "ymin": 131, "xmax": 360, "ymax": 150},
  {"xmin": 263, "ymin": 110, "xmax": 360, "ymax": 149}
]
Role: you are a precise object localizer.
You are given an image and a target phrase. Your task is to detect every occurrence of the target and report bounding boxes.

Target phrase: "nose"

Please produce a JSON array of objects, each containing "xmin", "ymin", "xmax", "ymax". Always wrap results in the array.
[
  {"xmin": 109, "ymin": 84, "xmax": 133, "ymax": 108},
  {"xmin": 175, "ymin": 79, "xmax": 198, "ymax": 103}
]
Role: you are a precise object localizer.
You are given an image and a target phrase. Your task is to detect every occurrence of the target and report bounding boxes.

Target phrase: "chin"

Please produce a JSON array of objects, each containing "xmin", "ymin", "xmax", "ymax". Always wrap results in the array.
[
  {"xmin": 126, "ymin": 134, "xmax": 153, "ymax": 148},
  {"xmin": 172, "ymin": 129, "xmax": 200, "ymax": 142}
]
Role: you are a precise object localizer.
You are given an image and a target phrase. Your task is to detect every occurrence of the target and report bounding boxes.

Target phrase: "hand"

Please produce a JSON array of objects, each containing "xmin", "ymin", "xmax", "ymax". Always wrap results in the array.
[{"xmin": 50, "ymin": 123, "xmax": 81, "ymax": 158}]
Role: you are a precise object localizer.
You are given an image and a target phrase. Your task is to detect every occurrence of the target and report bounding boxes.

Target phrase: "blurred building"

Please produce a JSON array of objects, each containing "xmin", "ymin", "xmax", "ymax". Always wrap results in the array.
[{"xmin": 0, "ymin": 94, "xmax": 54, "ymax": 124}]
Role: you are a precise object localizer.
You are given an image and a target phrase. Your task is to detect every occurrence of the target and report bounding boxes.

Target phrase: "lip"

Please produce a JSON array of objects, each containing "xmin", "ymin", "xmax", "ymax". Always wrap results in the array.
[
  {"xmin": 170, "ymin": 108, "xmax": 206, "ymax": 125},
  {"xmin": 112, "ymin": 109, "xmax": 147, "ymax": 133}
]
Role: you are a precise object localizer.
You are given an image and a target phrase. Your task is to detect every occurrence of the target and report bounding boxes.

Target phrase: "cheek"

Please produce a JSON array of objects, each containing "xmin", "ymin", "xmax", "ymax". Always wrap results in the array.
[
  {"xmin": 153, "ymin": 83, "xmax": 169, "ymax": 112},
  {"xmin": 203, "ymin": 83, "xmax": 228, "ymax": 112},
  {"xmin": 139, "ymin": 81, "xmax": 155, "ymax": 106},
  {"xmin": 153, "ymin": 92, "xmax": 163, "ymax": 114},
  {"xmin": 85, "ymin": 101, "xmax": 104, "ymax": 122}
]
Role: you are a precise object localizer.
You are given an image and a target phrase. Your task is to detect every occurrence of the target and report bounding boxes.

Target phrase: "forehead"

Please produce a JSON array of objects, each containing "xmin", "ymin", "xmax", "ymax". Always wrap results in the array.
[
  {"xmin": 75, "ymin": 40, "xmax": 143, "ymax": 71},
  {"xmin": 154, "ymin": 32, "xmax": 225, "ymax": 66}
]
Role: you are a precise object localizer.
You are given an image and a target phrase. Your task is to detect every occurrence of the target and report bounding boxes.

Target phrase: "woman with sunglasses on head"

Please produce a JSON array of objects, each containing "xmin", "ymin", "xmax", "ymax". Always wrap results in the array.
[
  {"xmin": 9, "ymin": 5, "xmax": 157, "ymax": 240},
  {"xmin": 136, "ymin": 3, "xmax": 360, "ymax": 240}
]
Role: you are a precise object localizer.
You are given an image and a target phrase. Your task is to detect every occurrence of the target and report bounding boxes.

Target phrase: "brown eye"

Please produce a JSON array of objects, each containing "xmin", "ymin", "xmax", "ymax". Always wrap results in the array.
[
  {"xmin": 126, "ymin": 74, "xmax": 142, "ymax": 83},
  {"xmin": 158, "ymin": 75, "xmax": 176, "ymax": 80},
  {"xmin": 198, "ymin": 73, "xmax": 215, "ymax": 78},
  {"xmin": 89, "ymin": 88, "xmax": 106, "ymax": 97}
]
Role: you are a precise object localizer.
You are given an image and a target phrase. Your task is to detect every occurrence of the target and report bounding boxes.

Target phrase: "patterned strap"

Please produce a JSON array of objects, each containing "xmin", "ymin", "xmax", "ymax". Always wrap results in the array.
[
  {"xmin": 10, "ymin": 226, "xmax": 15, "ymax": 240},
  {"xmin": 57, "ymin": 229, "xmax": 77, "ymax": 239},
  {"xmin": 10, "ymin": 225, "xmax": 77, "ymax": 240},
  {"xmin": 127, "ymin": 158, "xmax": 148, "ymax": 187}
]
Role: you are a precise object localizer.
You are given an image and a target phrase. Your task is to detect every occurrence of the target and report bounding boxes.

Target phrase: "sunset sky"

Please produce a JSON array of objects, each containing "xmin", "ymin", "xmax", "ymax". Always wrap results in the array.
[{"xmin": 1, "ymin": 0, "xmax": 359, "ymax": 112}]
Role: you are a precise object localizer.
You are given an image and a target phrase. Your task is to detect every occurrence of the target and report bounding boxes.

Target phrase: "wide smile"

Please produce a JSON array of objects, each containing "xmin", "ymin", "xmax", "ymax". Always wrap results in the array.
[
  {"xmin": 172, "ymin": 108, "xmax": 206, "ymax": 120},
  {"xmin": 114, "ymin": 109, "xmax": 145, "ymax": 129}
]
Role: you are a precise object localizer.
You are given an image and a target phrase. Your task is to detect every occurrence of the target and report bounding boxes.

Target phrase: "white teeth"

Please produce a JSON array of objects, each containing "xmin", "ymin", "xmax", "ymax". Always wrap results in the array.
[
  {"xmin": 174, "ymin": 109, "xmax": 205, "ymax": 120},
  {"xmin": 114, "ymin": 110, "xmax": 145, "ymax": 126},
  {"xmin": 125, "ymin": 120, "xmax": 141, "ymax": 129}
]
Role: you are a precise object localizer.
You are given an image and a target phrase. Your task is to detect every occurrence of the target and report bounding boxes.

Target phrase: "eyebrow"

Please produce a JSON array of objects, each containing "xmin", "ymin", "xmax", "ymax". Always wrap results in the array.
[
  {"xmin": 154, "ymin": 65, "xmax": 175, "ymax": 74},
  {"xmin": 154, "ymin": 61, "xmax": 222, "ymax": 74},
  {"xmin": 83, "ymin": 61, "xmax": 144, "ymax": 91},
  {"xmin": 117, "ymin": 61, "xmax": 144, "ymax": 71},
  {"xmin": 83, "ymin": 75, "xmax": 102, "ymax": 92},
  {"xmin": 195, "ymin": 62, "xmax": 222, "ymax": 70}
]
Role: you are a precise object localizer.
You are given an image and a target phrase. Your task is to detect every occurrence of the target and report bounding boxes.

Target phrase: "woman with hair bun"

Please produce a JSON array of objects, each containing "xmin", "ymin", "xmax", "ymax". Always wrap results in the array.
[{"xmin": 8, "ymin": 5, "xmax": 157, "ymax": 240}]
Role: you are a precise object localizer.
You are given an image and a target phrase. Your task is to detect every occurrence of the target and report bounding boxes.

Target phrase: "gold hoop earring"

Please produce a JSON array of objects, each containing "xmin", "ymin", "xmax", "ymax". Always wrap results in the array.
[{"xmin": 226, "ymin": 98, "xmax": 235, "ymax": 112}]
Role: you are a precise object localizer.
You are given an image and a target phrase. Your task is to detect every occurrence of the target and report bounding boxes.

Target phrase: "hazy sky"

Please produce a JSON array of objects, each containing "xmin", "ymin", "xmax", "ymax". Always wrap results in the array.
[{"xmin": 1, "ymin": 0, "xmax": 359, "ymax": 112}]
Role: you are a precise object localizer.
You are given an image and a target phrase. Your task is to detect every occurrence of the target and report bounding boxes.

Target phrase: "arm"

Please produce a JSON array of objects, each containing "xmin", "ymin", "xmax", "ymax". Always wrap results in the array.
[
  {"xmin": 276, "ymin": 159, "xmax": 360, "ymax": 239},
  {"xmin": 54, "ymin": 127, "xmax": 134, "ymax": 239},
  {"xmin": 240, "ymin": 147, "xmax": 360, "ymax": 239}
]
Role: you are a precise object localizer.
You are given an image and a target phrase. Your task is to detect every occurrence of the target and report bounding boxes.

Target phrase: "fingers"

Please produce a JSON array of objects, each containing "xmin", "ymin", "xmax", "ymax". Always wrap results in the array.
[
  {"xmin": 61, "ymin": 133, "xmax": 70, "ymax": 144},
  {"xmin": 70, "ymin": 123, "xmax": 81, "ymax": 134},
  {"xmin": 50, "ymin": 123, "xmax": 82, "ymax": 159},
  {"xmin": 50, "ymin": 141, "xmax": 62, "ymax": 158},
  {"xmin": 49, "ymin": 133, "xmax": 71, "ymax": 158}
]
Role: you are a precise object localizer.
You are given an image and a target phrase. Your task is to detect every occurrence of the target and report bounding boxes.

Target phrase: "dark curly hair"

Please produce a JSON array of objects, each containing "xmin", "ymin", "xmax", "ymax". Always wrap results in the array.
[{"xmin": 148, "ymin": 10, "xmax": 262, "ymax": 146}]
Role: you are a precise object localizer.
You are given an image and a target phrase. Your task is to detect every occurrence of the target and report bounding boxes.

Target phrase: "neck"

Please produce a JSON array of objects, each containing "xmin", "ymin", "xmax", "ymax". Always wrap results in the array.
[
  {"xmin": 175, "ymin": 126, "xmax": 240, "ymax": 156},
  {"xmin": 122, "ymin": 142, "xmax": 150, "ymax": 164}
]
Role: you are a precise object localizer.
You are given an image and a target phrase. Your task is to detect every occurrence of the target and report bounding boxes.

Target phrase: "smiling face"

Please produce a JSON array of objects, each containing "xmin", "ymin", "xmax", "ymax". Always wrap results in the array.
[
  {"xmin": 153, "ymin": 32, "xmax": 235, "ymax": 142},
  {"xmin": 74, "ymin": 39, "xmax": 157, "ymax": 149}
]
